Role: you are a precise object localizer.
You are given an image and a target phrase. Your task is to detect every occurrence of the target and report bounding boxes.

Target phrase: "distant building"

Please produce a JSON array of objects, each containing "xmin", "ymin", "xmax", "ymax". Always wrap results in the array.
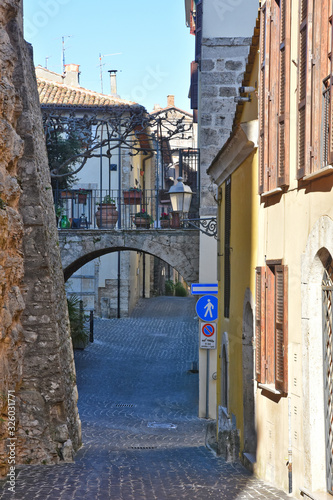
[{"xmin": 36, "ymin": 64, "xmax": 155, "ymax": 317}]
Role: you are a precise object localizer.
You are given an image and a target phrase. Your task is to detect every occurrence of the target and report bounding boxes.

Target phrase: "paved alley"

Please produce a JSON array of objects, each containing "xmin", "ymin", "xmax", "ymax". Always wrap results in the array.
[{"xmin": 0, "ymin": 297, "xmax": 293, "ymax": 500}]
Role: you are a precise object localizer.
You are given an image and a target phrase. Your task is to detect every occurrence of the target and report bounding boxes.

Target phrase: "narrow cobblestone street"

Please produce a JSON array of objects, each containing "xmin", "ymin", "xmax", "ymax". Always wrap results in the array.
[{"xmin": 1, "ymin": 297, "xmax": 293, "ymax": 500}]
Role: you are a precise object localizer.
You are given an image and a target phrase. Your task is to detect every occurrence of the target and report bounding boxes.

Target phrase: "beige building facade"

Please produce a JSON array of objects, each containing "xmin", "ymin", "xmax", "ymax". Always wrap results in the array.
[{"xmin": 255, "ymin": 1, "xmax": 333, "ymax": 497}]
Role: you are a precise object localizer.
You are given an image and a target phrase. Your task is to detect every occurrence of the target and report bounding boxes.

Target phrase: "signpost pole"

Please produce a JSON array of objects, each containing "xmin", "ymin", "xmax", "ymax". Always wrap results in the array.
[{"xmin": 206, "ymin": 350, "xmax": 209, "ymax": 419}]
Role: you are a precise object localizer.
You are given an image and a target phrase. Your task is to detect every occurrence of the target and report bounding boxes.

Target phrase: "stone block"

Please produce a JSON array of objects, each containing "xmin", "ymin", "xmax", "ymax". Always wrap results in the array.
[
  {"xmin": 219, "ymin": 86, "xmax": 237, "ymax": 97},
  {"xmin": 201, "ymin": 85, "xmax": 218, "ymax": 98},
  {"xmin": 201, "ymin": 59, "xmax": 215, "ymax": 72},
  {"xmin": 225, "ymin": 59, "xmax": 245, "ymax": 71}
]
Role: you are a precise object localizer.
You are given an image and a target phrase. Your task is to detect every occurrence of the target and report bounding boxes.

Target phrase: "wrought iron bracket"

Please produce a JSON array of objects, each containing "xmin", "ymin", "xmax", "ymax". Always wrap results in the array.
[{"xmin": 183, "ymin": 217, "xmax": 217, "ymax": 238}]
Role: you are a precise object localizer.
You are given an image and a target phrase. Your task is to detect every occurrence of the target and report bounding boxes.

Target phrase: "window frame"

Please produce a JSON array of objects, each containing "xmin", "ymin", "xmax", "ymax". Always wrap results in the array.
[{"xmin": 255, "ymin": 263, "xmax": 288, "ymax": 394}]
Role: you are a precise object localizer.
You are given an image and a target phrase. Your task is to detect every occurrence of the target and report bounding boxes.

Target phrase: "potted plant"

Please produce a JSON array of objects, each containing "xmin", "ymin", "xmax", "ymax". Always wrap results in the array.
[
  {"xmin": 67, "ymin": 295, "xmax": 89, "ymax": 349},
  {"xmin": 76, "ymin": 188, "xmax": 88, "ymax": 205},
  {"xmin": 55, "ymin": 204, "xmax": 64, "ymax": 226},
  {"xmin": 95, "ymin": 195, "xmax": 118, "ymax": 228},
  {"xmin": 159, "ymin": 212, "xmax": 170, "ymax": 228},
  {"xmin": 133, "ymin": 208, "xmax": 153, "ymax": 228},
  {"xmin": 123, "ymin": 187, "xmax": 142, "ymax": 205},
  {"xmin": 60, "ymin": 189, "xmax": 73, "ymax": 200}
]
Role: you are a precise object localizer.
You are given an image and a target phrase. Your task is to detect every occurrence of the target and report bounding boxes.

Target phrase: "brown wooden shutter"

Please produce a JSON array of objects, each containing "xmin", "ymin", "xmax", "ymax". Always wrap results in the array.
[
  {"xmin": 329, "ymin": 12, "xmax": 333, "ymax": 164},
  {"xmin": 275, "ymin": 265, "xmax": 288, "ymax": 393},
  {"xmin": 278, "ymin": 0, "xmax": 290, "ymax": 187},
  {"xmin": 195, "ymin": 0, "xmax": 202, "ymax": 64},
  {"xmin": 267, "ymin": 0, "xmax": 280, "ymax": 191},
  {"xmin": 259, "ymin": 6, "xmax": 267, "ymax": 194},
  {"xmin": 255, "ymin": 267, "xmax": 266, "ymax": 383},
  {"xmin": 190, "ymin": 61, "xmax": 198, "ymax": 110},
  {"xmin": 297, "ymin": 0, "xmax": 308, "ymax": 178}
]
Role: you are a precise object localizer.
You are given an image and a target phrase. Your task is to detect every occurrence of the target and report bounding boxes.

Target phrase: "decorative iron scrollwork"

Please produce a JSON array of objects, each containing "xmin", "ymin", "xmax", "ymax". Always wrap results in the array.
[{"xmin": 184, "ymin": 218, "xmax": 217, "ymax": 238}]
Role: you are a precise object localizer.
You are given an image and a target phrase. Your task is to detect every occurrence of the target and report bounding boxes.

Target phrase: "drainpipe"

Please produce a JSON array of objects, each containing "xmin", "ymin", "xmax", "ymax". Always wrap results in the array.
[{"xmin": 288, "ymin": 397, "xmax": 293, "ymax": 494}]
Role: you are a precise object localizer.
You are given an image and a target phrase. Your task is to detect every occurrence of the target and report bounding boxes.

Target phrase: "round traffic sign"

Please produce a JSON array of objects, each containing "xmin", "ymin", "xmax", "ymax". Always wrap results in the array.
[
  {"xmin": 195, "ymin": 295, "xmax": 218, "ymax": 321},
  {"xmin": 202, "ymin": 323, "xmax": 215, "ymax": 337}
]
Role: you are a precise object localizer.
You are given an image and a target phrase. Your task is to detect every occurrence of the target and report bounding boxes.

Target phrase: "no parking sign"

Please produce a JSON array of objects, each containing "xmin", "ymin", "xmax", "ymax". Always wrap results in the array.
[{"xmin": 200, "ymin": 322, "xmax": 217, "ymax": 349}]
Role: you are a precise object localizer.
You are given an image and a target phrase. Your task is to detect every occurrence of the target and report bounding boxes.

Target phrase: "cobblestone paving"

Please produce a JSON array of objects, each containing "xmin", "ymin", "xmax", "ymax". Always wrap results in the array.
[{"xmin": 0, "ymin": 297, "xmax": 293, "ymax": 500}]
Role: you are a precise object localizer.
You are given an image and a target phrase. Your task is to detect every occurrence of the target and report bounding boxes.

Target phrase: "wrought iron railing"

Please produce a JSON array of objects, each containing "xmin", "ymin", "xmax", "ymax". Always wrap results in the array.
[{"xmin": 53, "ymin": 188, "xmax": 200, "ymax": 230}]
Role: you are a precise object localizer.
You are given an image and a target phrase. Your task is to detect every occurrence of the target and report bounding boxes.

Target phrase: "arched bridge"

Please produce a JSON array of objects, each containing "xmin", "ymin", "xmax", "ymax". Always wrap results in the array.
[{"xmin": 58, "ymin": 229, "xmax": 200, "ymax": 284}]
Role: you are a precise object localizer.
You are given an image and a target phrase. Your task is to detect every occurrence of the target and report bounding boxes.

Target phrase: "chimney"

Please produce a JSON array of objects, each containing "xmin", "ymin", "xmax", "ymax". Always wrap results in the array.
[
  {"xmin": 109, "ymin": 70, "xmax": 118, "ymax": 97},
  {"xmin": 64, "ymin": 64, "xmax": 80, "ymax": 87},
  {"xmin": 167, "ymin": 95, "xmax": 175, "ymax": 107}
]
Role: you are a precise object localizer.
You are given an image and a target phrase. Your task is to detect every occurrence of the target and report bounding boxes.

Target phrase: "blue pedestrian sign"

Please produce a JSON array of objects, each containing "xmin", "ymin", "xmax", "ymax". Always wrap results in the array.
[
  {"xmin": 195, "ymin": 295, "xmax": 218, "ymax": 321},
  {"xmin": 191, "ymin": 283, "xmax": 218, "ymax": 295}
]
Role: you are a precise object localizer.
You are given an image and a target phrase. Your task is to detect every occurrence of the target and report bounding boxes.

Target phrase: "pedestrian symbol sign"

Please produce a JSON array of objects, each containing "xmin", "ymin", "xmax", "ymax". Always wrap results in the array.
[
  {"xmin": 200, "ymin": 322, "xmax": 217, "ymax": 349},
  {"xmin": 195, "ymin": 295, "xmax": 218, "ymax": 321}
]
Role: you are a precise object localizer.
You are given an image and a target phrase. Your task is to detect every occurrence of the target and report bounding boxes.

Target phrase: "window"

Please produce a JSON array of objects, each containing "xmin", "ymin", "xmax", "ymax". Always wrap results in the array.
[
  {"xmin": 297, "ymin": 0, "xmax": 333, "ymax": 176},
  {"xmin": 255, "ymin": 263, "xmax": 288, "ymax": 393},
  {"xmin": 259, "ymin": 0, "xmax": 290, "ymax": 194}
]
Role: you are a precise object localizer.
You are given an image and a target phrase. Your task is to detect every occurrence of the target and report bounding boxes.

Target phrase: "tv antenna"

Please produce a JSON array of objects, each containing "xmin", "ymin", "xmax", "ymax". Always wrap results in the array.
[
  {"xmin": 62, "ymin": 35, "xmax": 73, "ymax": 74},
  {"xmin": 98, "ymin": 52, "xmax": 121, "ymax": 93}
]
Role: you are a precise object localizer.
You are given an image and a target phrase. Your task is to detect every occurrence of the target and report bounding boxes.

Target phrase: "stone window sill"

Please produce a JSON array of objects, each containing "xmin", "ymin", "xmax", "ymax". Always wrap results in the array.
[
  {"xmin": 260, "ymin": 187, "xmax": 283, "ymax": 198},
  {"xmin": 303, "ymin": 165, "xmax": 333, "ymax": 181},
  {"xmin": 258, "ymin": 383, "xmax": 282, "ymax": 395}
]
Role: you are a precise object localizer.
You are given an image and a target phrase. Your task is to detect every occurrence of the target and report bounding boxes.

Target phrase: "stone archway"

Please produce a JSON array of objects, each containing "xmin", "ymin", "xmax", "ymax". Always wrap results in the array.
[
  {"xmin": 301, "ymin": 216, "xmax": 333, "ymax": 493},
  {"xmin": 58, "ymin": 229, "xmax": 200, "ymax": 284}
]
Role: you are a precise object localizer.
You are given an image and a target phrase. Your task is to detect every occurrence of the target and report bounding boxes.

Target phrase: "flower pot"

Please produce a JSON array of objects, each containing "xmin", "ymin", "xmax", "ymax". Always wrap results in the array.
[
  {"xmin": 134, "ymin": 217, "xmax": 151, "ymax": 228},
  {"xmin": 160, "ymin": 219, "xmax": 170, "ymax": 228},
  {"xmin": 77, "ymin": 193, "xmax": 87, "ymax": 204},
  {"xmin": 61, "ymin": 190, "xmax": 73, "ymax": 200},
  {"xmin": 123, "ymin": 190, "xmax": 142, "ymax": 205},
  {"xmin": 95, "ymin": 204, "xmax": 118, "ymax": 228}
]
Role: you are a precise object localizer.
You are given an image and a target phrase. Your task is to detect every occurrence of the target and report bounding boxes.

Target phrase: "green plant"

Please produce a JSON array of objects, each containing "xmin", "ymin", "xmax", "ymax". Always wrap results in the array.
[
  {"xmin": 135, "ymin": 208, "xmax": 153, "ymax": 223},
  {"xmin": 67, "ymin": 294, "xmax": 89, "ymax": 349},
  {"xmin": 101, "ymin": 195, "xmax": 115, "ymax": 205},
  {"xmin": 46, "ymin": 130, "xmax": 83, "ymax": 191},
  {"xmin": 128, "ymin": 187, "xmax": 142, "ymax": 192},
  {"xmin": 0, "ymin": 196, "xmax": 6, "ymax": 210},
  {"xmin": 175, "ymin": 281, "xmax": 187, "ymax": 297},
  {"xmin": 55, "ymin": 204, "xmax": 64, "ymax": 218},
  {"xmin": 165, "ymin": 279, "xmax": 174, "ymax": 296}
]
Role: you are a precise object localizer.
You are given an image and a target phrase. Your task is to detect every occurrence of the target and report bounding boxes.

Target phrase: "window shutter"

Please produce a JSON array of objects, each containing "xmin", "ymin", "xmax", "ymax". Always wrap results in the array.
[
  {"xmin": 190, "ymin": 61, "xmax": 198, "ymax": 110},
  {"xmin": 195, "ymin": 0, "xmax": 202, "ymax": 64},
  {"xmin": 275, "ymin": 265, "xmax": 288, "ymax": 393},
  {"xmin": 297, "ymin": 0, "xmax": 308, "ymax": 178},
  {"xmin": 255, "ymin": 267, "xmax": 266, "ymax": 383},
  {"xmin": 259, "ymin": 6, "xmax": 267, "ymax": 194},
  {"xmin": 329, "ymin": 13, "xmax": 333, "ymax": 164},
  {"xmin": 224, "ymin": 178, "xmax": 231, "ymax": 318},
  {"xmin": 278, "ymin": 0, "xmax": 290, "ymax": 186}
]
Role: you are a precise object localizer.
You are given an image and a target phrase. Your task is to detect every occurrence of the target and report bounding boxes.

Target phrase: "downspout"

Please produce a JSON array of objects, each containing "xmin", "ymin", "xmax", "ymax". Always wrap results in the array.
[
  {"xmin": 142, "ymin": 151, "xmax": 153, "ymax": 299},
  {"xmin": 288, "ymin": 397, "xmax": 292, "ymax": 494}
]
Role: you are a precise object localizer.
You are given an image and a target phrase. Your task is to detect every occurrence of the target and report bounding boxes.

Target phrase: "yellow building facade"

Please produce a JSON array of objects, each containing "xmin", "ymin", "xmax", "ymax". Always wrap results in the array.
[{"xmin": 208, "ymin": 23, "xmax": 259, "ymax": 465}]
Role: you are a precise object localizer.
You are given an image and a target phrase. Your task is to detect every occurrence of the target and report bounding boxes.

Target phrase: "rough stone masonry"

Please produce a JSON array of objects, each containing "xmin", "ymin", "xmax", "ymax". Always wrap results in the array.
[{"xmin": 0, "ymin": 0, "xmax": 81, "ymax": 477}]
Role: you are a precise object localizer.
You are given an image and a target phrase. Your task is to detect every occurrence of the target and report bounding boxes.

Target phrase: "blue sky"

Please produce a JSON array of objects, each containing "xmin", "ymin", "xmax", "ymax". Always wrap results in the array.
[{"xmin": 23, "ymin": 0, "xmax": 195, "ymax": 113}]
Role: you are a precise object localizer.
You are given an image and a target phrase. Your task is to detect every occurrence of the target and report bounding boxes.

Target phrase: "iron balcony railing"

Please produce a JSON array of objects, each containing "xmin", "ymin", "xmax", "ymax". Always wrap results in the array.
[{"xmin": 54, "ymin": 188, "xmax": 200, "ymax": 230}]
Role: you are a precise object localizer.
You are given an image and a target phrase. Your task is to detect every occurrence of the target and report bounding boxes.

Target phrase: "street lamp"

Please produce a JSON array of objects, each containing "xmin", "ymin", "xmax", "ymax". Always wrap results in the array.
[{"xmin": 167, "ymin": 176, "xmax": 193, "ymax": 227}]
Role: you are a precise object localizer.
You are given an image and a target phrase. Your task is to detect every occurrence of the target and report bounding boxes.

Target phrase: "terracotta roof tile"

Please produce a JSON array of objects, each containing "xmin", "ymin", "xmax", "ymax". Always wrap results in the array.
[{"xmin": 36, "ymin": 78, "xmax": 138, "ymax": 108}]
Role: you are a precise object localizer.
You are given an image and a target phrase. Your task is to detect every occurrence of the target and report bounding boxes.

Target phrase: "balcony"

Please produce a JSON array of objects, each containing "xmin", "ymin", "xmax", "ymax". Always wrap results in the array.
[{"xmin": 54, "ymin": 188, "xmax": 200, "ymax": 231}]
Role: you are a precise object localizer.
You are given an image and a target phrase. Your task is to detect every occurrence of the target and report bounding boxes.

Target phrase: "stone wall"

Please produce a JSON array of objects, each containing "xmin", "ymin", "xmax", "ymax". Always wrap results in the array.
[
  {"xmin": 199, "ymin": 37, "xmax": 251, "ymax": 214},
  {"xmin": 0, "ymin": 0, "xmax": 81, "ymax": 477}
]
